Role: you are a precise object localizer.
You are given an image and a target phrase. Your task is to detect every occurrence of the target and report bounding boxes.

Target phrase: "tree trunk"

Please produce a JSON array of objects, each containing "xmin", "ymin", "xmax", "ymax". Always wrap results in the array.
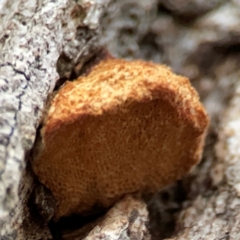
[{"xmin": 1, "ymin": 0, "xmax": 240, "ymax": 239}]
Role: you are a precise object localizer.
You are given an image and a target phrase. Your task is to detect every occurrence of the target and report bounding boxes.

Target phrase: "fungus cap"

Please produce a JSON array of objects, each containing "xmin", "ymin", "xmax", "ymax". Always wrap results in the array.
[{"xmin": 32, "ymin": 58, "xmax": 209, "ymax": 218}]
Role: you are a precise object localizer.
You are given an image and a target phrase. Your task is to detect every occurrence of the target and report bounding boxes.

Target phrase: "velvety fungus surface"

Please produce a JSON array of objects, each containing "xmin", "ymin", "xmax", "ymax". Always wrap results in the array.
[{"xmin": 32, "ymin": 58, "xmax": 209, "ymax": 218}]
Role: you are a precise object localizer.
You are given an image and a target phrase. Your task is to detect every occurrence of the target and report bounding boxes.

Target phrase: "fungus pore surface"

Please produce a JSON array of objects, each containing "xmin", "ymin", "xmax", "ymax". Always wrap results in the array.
[{"xmin": 32, "ymin": 58, "xmax": 209, "ymax": 219}]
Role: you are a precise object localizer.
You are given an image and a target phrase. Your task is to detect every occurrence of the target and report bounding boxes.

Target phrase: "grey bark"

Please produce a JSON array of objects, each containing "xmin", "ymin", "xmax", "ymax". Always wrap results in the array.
[{"xmin": 1, "ymin": 0, "xmax": 240, "ymax": 239}]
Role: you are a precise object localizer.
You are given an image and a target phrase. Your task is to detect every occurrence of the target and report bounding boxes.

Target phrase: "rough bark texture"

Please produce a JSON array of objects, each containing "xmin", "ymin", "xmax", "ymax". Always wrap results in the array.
[
  {"xmin": 1, "ymin": 0, "xmax": 240, "ymax": 239},
  {"xmin": 83, "ymin": 196, "xmax": 150, "ymax": 240}
]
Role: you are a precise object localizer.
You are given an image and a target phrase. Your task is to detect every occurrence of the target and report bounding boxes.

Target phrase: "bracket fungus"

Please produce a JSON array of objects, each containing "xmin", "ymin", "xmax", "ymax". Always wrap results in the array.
[{"xmin": 32, "ymin": 58, "xmax": 209, "ymax": 219}]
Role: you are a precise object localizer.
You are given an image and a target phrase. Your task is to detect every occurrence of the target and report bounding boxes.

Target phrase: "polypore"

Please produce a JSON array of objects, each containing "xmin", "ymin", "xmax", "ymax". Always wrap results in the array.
[{"xmin": 32, "ymin": 58, "xmax": 209, "ymax": 219}]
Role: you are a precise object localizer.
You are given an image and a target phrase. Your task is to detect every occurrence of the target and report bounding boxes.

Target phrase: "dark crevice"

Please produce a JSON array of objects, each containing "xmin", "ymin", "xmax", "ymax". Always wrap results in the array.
[
  {"xmin": 157, "ymin": 2, "xmax": 198, "ymax": 26},
  {"xmin": 73, "ymin": 48, "xmax": 111, "ymax": 78},
  {"xmin": 49, "ymin": 207, "xmax": 108, "ymax": 239},
  {"xmin": 147, "ymin": 182, "xmax": 187, "ymax": 240},
  {"xmin": 76, "ymin": 26, "xmax": 93, "ymax": 41},
  {"xmin": 24, "ymin": 177, "xmax": 50, "ymax": 234},
  {"xmin": 157, "ymin": 3, "xmax": 173, "ymax": 16},
  {"xmin": 53, "ymin": 75, "xmax": 69, "ymax": 91},
  {"xmin": 138, "ymin": 31, "xmax": 164, "ymax": 61},
  {"xmin": 188, "ymin": 41, "xmax": 240, "ymax": 76},
  {"xmin": 157, "ymin": 1, "xmax": 224, "ymax": 26},
  {"xmin": 119, "ymin": 27, "xmax": 136, "ymax": 37},
  {"xmin": 54, "ymin": 48, "xmax": 110, "ymax": 91}
]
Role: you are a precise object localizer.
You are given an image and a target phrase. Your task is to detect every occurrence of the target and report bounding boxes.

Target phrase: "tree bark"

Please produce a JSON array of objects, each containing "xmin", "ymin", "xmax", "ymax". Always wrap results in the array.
[{"xmin": 1, "ymin": 0, "xmax": 240, "ymax": 239}]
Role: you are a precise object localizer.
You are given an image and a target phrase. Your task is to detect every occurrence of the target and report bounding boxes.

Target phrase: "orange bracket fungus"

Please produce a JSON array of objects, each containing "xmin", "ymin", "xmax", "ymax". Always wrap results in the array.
[{"xmin": 32, "ymin": 58, "xmax": 209, "ymax": 219}]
